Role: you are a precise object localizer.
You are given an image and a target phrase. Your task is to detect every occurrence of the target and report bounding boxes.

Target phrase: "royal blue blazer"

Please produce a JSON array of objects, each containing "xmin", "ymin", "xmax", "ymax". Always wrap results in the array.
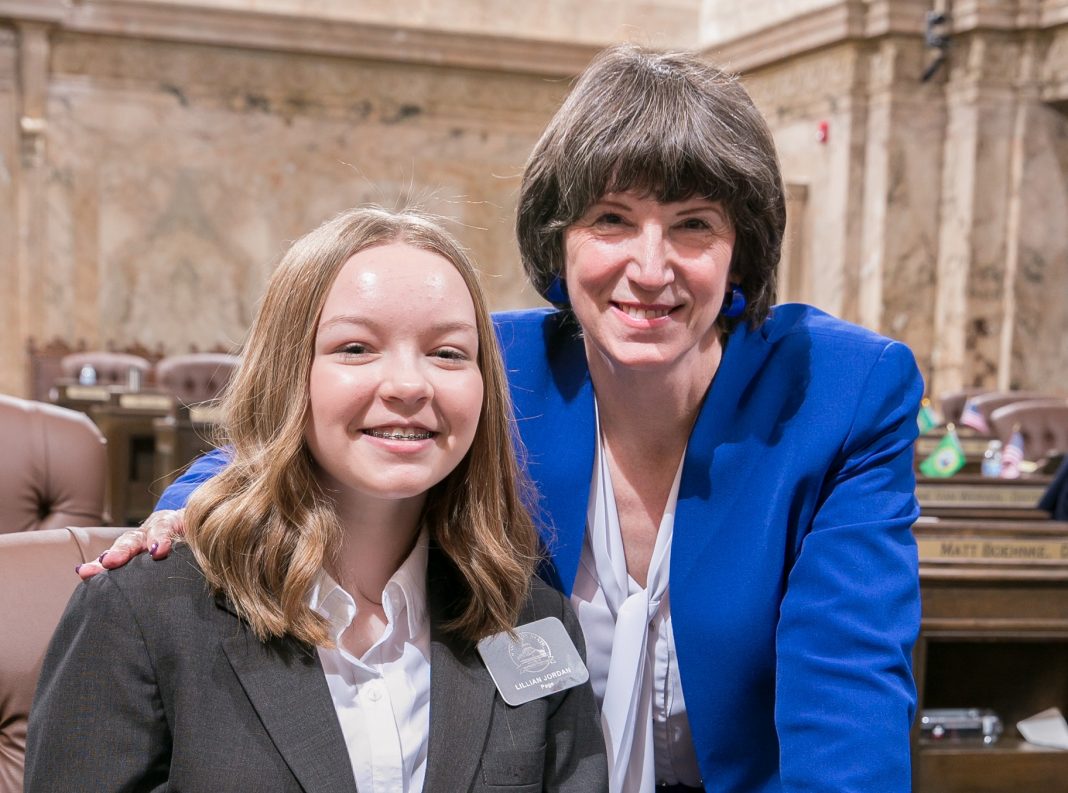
[{"xmin": 159, "ymin": 303, "xmax": 923, "ymax": 793}]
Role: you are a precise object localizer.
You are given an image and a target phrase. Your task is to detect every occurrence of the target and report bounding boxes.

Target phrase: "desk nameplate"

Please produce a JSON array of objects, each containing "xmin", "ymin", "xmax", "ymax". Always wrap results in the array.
[
  {"xmin": 917, "ymin": 483, "xmax": 1047, "ymax": 507},
  {"xmin": 918, "ymin": 537, "xmax": 1068, "ymax": 565},
  {"xmin": 117, "ymin": 393, "xmax": 173, "ymax": 411},
  {"xmin": 62, "ymin": 385, "xmax": 112, "ymax": 402}
]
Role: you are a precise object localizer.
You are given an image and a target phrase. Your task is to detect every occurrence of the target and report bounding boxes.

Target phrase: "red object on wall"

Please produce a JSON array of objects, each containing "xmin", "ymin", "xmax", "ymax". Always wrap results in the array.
[{"xmin": 817, "ymin": 120, "xmax": 829, "ymax": 143}]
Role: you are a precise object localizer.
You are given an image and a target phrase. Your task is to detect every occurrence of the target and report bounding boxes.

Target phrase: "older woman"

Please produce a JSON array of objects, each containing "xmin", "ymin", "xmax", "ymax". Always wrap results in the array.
[{"xmin": 84, "ymin": 46, "xmax": 922, "ymax": 793}]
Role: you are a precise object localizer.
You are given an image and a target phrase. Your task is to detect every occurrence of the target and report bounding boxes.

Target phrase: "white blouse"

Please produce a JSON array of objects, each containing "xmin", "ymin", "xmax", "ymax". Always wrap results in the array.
[{"xmin": 570, "ymin": 410, "xmax": 703, "ymax": 792}]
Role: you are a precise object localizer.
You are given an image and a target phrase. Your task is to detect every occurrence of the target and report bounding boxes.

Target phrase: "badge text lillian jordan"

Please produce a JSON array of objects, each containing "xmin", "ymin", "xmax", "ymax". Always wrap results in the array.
[{"xmin": 515, "ymin": 667, "xmax": 573, "ymax": 690}]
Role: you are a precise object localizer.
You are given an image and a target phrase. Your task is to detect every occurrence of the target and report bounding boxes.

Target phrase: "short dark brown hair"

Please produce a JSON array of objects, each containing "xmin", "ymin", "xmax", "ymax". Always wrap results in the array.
[{"xmin": 517, "ymin": 44, "xmax": 785, "ymax": 326}]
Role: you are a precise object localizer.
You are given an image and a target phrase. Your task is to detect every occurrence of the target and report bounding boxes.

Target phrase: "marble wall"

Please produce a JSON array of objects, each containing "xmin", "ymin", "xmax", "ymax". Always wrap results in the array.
[
  {"xmin": 40, "ymin": 33, "xmax": 567, "ymax": 348},
  {"xmin": 1007, "ymin": 102, "xmax": 1068, "ymax": 392},
  {"xmin": 128, "ymin": 0, "xmax": 701, "ymax": 46},
  {"xmin": 742, "ymin": 36, "xmax": 945, "ymax": 381},
  {"xmin": 699, "ymin": 0, "xmax": 839, "ymax": 47},
  {"xmin": 0, "ymin": 3, "xmax": 590, "ymax": 396},
  {"xmin": 733, "ymin": 2, "xmax": 1068, "ymax": 398},
  {"xmin": 1, "ymin": 0, "xmax": 1066, "ymax": 401}
]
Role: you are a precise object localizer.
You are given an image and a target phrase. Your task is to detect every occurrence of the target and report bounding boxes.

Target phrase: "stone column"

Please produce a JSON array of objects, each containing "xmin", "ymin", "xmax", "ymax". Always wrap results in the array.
[
  {"xmin": 11, "ymin": 21, "xmax": 51, "ymax": 397},
  {"xmin": 931, "ymin": 31, "xmax": 1021, "ymax": 396},
  {"xmin": 0, "ymin": 27, "xmax": 21, "ymax": 396},
  {"xmin": 1002, "ymin": 31, "xmax": 1068, "ymax": 393},
  {"xmin": 857, "ymin": 35, "xmax": 945, "ymax": 380},
  {"xmin": 996, "ymin": 34, "xmax": 1035, "ymax": 392}
]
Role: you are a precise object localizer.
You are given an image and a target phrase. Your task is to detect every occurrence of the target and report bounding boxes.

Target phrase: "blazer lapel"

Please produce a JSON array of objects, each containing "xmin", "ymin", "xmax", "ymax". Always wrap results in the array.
[
  {"xmin": 220, "ymin": 606, "xmax": 357, "ymax": 793},
  {"xmin": 671, "ymin": 319, "xmax": 775, "ymax": 600},
  {"xmin": 423, "ymin": 552, "xmax": 498, "ymax": 793},
  {"xmin": 500, "ymin": 311, "xmax": 596, "ymax": 595}
]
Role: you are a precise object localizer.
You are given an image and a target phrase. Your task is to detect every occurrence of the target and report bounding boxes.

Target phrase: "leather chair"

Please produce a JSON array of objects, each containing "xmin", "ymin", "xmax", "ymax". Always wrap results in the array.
[
  {"xmin": 0, "ymin": 526, "xmax": 125, "ymax": 793},
  {"xmin": 156, "ymin": 353, "xmax": 240, "ymax": 406},
  {"xmin": 967, "ymin": 390, "xmax": 1058, "ymax": 428},
  {"xmin": 938, "ymin": 387, "xmax": 985, "ymax": 426},
  {"xmin": 59, "ymin": 351, "xmax": 152, "ymax": 387},
  {"xmin": 0, "ymin": 395, "xmax": 108, "ymax": 533},
  {"xmin": 989, "ymin": 399, "xmax": 1068, "ymax": 461}
]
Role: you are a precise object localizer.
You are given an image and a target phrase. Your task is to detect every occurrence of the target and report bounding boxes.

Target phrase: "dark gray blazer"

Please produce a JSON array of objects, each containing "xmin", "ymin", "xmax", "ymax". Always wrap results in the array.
[{"xmin": 25, "ymin": 545, "xmax": 607, "ymax": 793}]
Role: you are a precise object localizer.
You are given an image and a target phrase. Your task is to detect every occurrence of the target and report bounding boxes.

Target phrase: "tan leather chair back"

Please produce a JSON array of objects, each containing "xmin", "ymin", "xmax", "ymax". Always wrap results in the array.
[
  {"xmin": 156, "ymin": 353, "xmax": 240, "ymax": 406},
  {"xmin": 0, "ymin": 527, "xmax": 125, "ymax": 793},
  {"xmin": 59, "ymin": 351, "xmax": 151, "ymax": 387},
  {"xmin": 0, "ymin": 395, "xmax": 107, "ymax": 533},
  {"xmin": 990, "ymin": 399, "xmax": 1068, "ymax": 460},
  {"xmin": 968, "ymin": 390, "xmax": 1058, "ymax": 427}
]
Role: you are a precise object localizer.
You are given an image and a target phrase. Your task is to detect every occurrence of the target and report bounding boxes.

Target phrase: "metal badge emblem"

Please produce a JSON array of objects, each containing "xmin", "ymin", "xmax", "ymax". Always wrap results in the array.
[{"xmin": 476, "ymin": 616, "xmax": 590, "ymax": 706}]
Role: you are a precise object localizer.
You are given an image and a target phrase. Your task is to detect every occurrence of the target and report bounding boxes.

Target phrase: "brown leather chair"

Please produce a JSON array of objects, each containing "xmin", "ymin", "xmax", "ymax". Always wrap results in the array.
[
  {"xmin": 967, "ymin": 390, "xmax": 1059, "ymax": 428},
  {"xmin": 156, "ymin": 352, "xmax": 240, "ymax": 406},
  {"xmin": 59, "ymin": 351, "xmax": 152, "ymax": 387},
  {"xmin": 989, "ymin": 399, "xmax": 1068, "ymax": 460},
  {"xmin": 938, "ymin": 387, "xmax": 985, "ymax": 426},
  {"xmin": 0, "ymin": 526, "xmax": 125, "ymax": 793},
  {"xmin": 0, "ymin": 395, "xmax": 108, "ymax": 533}
]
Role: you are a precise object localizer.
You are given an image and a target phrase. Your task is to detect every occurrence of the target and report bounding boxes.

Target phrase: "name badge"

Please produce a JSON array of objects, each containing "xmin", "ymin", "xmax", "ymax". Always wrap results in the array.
[{"xmin": 476, "ymin": 616, "xmax": 590, "ymax": 706}]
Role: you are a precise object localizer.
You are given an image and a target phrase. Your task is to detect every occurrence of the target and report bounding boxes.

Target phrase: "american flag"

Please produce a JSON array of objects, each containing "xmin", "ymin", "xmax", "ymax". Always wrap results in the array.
[
  {"xmin": 1000, "ymin": 428, "xmax": 1025, "ymax": 479},
  {"xmin": 960, "ymin": 400, "xmax": 990, "ymax": 434}
]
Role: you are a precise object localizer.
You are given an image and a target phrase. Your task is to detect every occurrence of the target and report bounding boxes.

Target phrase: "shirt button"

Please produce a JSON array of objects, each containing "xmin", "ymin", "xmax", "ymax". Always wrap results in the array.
[{"xmin": 366, "ymin": 681, "xmax": 383, "ymax": 702}]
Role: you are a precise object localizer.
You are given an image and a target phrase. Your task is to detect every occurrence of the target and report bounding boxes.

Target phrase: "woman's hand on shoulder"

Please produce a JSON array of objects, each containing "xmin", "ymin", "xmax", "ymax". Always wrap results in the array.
[{"xmin": 76, "ymin": 509, "xmax": 185, "ymax": 580}]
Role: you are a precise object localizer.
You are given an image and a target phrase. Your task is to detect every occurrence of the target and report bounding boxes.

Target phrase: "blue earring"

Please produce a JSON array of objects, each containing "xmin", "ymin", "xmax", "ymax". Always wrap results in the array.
[
  {"xmin": 720, "ymin": 283, "xmax": 746, "ymax": 318},
  {"xmin": 544, "ymin": 275, "xmax": 570, "ymax": 305}
]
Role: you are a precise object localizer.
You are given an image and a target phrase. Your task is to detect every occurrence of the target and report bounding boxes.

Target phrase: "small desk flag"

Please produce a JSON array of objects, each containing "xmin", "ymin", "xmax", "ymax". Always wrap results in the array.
[
  {"xmin": 920, "ymin": 426, "xmax": 966, "ymax": 478},
  {"xmin": 917, "ymin": 399, "xmax": 940, "ymax": 434},
  {"xmin": 1001, "ymin": 427, "xmax": 1025, "ymax": 479},
  {"xmin": 960, "ymin": 399, "xmax": 990, "ymax": 434}
]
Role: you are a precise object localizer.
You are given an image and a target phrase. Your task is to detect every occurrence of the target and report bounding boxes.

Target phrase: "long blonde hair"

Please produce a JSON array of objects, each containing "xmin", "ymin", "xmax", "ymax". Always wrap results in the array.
[{"xmin": 184, "ymin": 207, "xmax": 539, "ymax": 646}]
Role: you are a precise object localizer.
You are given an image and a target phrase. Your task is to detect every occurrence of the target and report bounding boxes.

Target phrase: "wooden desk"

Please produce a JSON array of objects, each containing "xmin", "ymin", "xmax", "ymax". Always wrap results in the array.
[
  {"xmin": 921, "ymin": 505, "xmax": 1052, "ymax": 520},
  {"xmin": 88, "ymin": 391, "xmax": 174, "ymax": 526},
  {"xmin": 914, "ymin": 517, "xmax": 1068, "ymax": 792}
]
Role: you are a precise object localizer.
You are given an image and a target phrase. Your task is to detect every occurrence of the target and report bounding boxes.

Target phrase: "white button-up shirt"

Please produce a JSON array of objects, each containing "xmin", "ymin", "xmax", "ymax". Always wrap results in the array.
[{"xmin": 311, "ymin": 531, "xmax": 431, "ymax": 793}]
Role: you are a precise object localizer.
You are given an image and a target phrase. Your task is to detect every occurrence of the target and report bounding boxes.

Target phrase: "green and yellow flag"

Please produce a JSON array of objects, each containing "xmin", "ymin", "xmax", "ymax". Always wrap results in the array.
[
  {"xmin": 919, "ymin": 425, "xmax": 966, "ymax": 478},
  {"xmin": 917, "ymin": 398, "xmax": 940, "ymax": 435}
]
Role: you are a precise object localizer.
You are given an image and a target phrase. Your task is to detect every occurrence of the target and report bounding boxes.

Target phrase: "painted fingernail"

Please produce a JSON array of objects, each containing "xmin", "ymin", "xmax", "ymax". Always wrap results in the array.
[
  {"xmin": 150, "ymin": 542, "xmax": 159, "ymax": 556},
  {"xmin": 75, "ymin": 564, "xmax": 82, "ymax": 574},
  {"xmin": 98, "ymin": 552, "xmax": 107, "ymax": 563}
]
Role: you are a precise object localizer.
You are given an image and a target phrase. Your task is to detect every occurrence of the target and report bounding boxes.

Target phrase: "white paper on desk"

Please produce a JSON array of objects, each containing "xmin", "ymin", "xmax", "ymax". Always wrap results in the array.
[{"xmin": 1017, "ymin": 707, "xmax": 1068, "ymax": 749}]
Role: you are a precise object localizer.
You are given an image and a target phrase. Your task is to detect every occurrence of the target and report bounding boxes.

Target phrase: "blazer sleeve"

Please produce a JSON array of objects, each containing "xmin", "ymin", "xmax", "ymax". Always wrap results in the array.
[
  {"xmin": 774, "ymin": 340, "xmax": 922, "ymax": 792},
  {"xmin": 25, "ymin": 575, "xmax": 170, "ymax": 792},
  {"xmin": 156, "ymin": 446, "xmax": 231, "ymax": 510},
  {"xmin": 543, "ymin": 592, "xmax": 609, "ymax": 793}
]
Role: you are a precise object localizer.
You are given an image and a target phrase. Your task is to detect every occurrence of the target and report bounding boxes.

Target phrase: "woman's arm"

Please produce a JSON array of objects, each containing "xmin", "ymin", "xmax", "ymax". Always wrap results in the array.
[
  {"xmin": 77, "ymin": 447, "xmax": 231, "ymax": 579},
  {"xmin": 25, "ymin": 574, "xmax": 171, "ymax": 791},
  {"xmin": 775, "ymin": 340, "xmax": 923, "ymax": 792},
  {"xmin": 155, "ymin": 446, "xmax": 232, "ymax": 511}
]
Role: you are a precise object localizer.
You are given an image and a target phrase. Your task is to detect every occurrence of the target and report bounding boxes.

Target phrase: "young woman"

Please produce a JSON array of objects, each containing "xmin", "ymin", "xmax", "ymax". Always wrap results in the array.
[{"xmin": 27, "ymin": 207, "xmax": 607, "ymax": 792}]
